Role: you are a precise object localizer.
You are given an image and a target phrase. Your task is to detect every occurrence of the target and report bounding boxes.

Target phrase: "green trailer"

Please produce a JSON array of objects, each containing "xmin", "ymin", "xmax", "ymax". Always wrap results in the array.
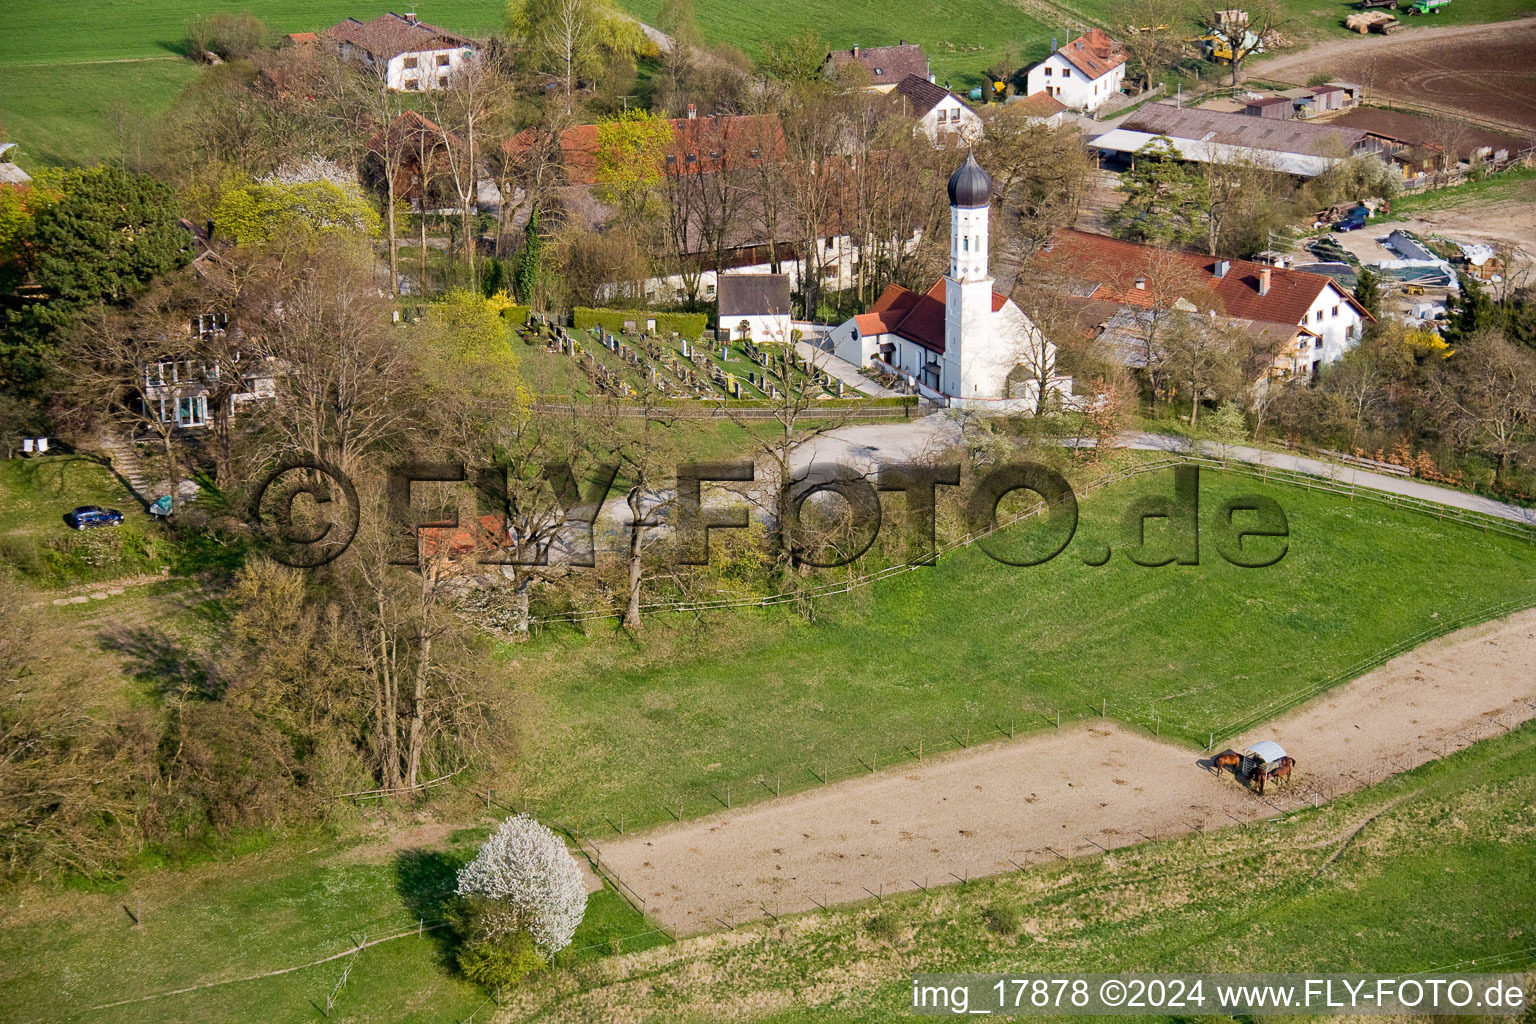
[{"xmin": 1404, "ymin": 0, "xmax": 1450, "ymax": 14}]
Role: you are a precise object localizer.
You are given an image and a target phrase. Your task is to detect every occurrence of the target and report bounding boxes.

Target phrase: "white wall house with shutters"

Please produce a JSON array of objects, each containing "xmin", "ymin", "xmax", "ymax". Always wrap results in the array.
[{"xmin": 1024, "ymin": 51, "xmax": 1123, "ymax": 111}]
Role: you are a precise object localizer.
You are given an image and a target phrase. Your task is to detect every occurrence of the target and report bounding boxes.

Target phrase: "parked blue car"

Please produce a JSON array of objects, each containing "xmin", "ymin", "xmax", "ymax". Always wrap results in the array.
[
  {"xmin": 66, "ymin": 505, "xmax": 124, "ymax": 530},
  {"xmin": 1334, "ymin": 210, "xmax": 1369, "ymax": 232}
]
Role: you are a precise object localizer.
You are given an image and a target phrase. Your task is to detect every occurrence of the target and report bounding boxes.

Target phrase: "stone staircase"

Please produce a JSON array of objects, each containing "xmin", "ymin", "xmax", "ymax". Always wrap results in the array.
[{"xmin": 95, "ymin": 435, "xmax": 154, "ymax": 502}]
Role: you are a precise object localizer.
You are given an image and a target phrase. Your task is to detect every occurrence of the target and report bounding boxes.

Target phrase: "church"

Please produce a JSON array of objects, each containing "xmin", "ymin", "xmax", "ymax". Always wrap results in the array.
[{"xmin": 829, "ymin": 155, "xmax": 1070, "ymax": 412}]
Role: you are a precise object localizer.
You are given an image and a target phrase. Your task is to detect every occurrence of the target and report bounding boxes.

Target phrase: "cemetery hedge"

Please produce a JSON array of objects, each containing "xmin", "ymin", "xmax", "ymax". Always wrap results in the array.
[
  {"xmin": 500, "ymin": 304, "xmax": 533, "ymax": 325},
  {"xmin": 573, "ymin": 307, "xmax": 708, "ymax": 339}
]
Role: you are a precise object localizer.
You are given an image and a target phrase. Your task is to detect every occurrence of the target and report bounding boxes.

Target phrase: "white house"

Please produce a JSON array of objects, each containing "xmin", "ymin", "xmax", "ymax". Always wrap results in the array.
[
  {"xmin": 141, "ymin": 313, "xmax": 278, "ymax": 429},
  {"xmin": 327, "ymin": 12, "xmax": 476, "ymax": 91},
  {"xmin": 717, "ymin": 274, "xmax": 793, "ymax": 343},
  {"xmin": 1024, "ymin": 29, "xmax": 1127, "ymax": 112},
  {"xmin": 895, "ymin": 75, "xmax": 983, "ymax": 144},
  {"xmin": 829, "ymin": 155, "xmax": 1069, "ymax": 410}
]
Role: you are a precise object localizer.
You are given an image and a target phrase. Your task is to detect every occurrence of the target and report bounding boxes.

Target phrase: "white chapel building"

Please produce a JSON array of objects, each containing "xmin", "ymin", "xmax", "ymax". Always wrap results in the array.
[{"xmin": 830, "ymin": 154, "xmax": 1069, "ymax": 411}]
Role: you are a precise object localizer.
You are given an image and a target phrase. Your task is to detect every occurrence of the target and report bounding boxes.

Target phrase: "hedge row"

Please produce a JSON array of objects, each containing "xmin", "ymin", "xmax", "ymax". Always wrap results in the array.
[
  {"xmin": 499, "ymin": 304, "xmax": 533, "ymax": 325},
  {"xmin": 572, "ymin": 307, "xmax": 708, "ymax": 339}
]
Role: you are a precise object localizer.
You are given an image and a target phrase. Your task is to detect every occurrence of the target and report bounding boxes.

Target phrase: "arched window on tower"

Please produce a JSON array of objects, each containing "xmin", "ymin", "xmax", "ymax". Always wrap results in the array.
[{"xmin": 963, "ymin": 237, "xmax": 969, "ymax": 252}]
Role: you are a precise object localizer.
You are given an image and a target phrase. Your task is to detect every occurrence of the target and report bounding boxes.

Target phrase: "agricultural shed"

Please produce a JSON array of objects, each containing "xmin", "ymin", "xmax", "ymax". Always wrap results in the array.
[{"xmin": 1088, "ymin": 128, "xmax": 1339, "ymax": 177}]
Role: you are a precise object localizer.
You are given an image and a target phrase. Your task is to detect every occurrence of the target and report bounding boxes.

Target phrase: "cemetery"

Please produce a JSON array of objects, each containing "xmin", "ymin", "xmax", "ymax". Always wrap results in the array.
[{"xmin": 515, "ymin": 313, "xmax": 872, "ymax": 404}]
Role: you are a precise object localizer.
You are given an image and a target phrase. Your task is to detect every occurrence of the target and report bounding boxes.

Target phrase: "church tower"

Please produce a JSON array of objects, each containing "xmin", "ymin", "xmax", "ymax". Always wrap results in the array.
[{"xmin": 944, "ymin": 154, "xmax": 998, "ymax": 397}]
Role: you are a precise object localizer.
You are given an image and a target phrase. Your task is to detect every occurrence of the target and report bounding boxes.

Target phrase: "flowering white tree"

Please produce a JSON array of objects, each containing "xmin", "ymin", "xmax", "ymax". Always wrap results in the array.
[{"xmin": 456, "ymin": 814, "xmax": 587, "ymax": 957}]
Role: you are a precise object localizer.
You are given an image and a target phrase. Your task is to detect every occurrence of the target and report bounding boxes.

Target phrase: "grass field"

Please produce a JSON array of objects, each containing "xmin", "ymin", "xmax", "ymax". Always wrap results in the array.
[
  {"xmin": 0, "ymin": 825, "xmax": 666, "ymax": 1024},
  {"xmin": 6, "ymin": 698, "xmax": 1532, "ymax": 1023},
  {"xmin": 500, "ymin": 463, "xmax": 1536, "ymax": 837},
  {"xmin": 1387, "ymin": 165, "xmax": 1536, "ymax": 218},
  {"xmin": 0, "ymin": 1, "xmax": 504, "ymax": 170},
  {"xmin": 4, "ymin": 458, "xmax": 1533, "ymax": 1021},
  {"xmin": 501, "ymin": 717, "xmax": 1536, "ymax": 1021}
]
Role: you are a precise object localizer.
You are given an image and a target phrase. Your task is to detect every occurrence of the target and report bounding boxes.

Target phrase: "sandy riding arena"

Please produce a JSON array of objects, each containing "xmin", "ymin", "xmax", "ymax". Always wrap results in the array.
[
  {"xmin": 595, "ymin": 609, "xmax": 1536, "ymax": 935},
  {"xmin": 1254, "ymin": 18, "xmax": 1536, "ymax": 134}
]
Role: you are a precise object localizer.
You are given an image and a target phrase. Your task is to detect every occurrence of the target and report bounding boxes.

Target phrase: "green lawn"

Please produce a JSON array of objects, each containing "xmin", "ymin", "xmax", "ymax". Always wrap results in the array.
[
  {"xmin": 0, "ymin": 61, "xmax": 200, "ymax": 168},
  {"xmin": 1386, "ymin": 165, "xmax": 1536, "ymax": 218},
  {"xmin": 0, "ymin": 2, "xmax": 507, "ymax": 67},
  {"xmin": 5, "ymin": 462, "xmax": 1534, "ymax": 1022},
  {"xmin": 501, "ymin": 464, "xmax": 1536, "ymax": 837},
  {"xmin": 506, "ymin": 718, "xmax": 1536, "ymax": 1021},
  {"xmin": 0, "ymin": 825, "xmax": 666, "ymax": 1024},
  {"xmin": 0, "ymin": 2, "xmax": 506, "ymax": 170}
]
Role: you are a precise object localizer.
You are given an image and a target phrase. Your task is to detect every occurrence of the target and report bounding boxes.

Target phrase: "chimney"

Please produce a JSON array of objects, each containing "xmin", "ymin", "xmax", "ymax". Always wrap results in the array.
[
  {"xmin": 687, "ymin": 103, "xmax": 697, "ymax": 119},
  {"xmin": 852, "ymin": 45, "xmax": 860, "ymax": 58},
  {"xmin": 899, "ymin": 38, "xmax": 906, "ymax": 45},
  {"xmin": 1259, "ymin": 267, "xmax": 1272, "ymax": 296},
  {"xmin": 1214, "ymin": 259, "xmax": 1230, "ymax": 279},
  {"xmin": 1051, "ymin": 37, "xmax": 1058, "ymax": 52},
  {"xmin": 403, "ymin": 11, "xmax": 418, "ymax": 23}
]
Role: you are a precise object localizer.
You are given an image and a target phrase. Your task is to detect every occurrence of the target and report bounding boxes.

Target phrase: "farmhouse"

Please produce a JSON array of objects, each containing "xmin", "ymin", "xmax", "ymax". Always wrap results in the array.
[
  {"xmin": 894, "ymin": 75, "xmax": 982, "ymax": 144},
  {"xmin": 1033, "ymin": 228, "xmax": 1372, "ymax": 379},
  {"xmin": 829, "ymin": 155, "xmax": 1067, "ymax": 409},
  {"xmin": 825, "ymin": 42, "xmax": 932, "ymax": 93},
  {"xmin": 717, "ymin": 273, "xmax": 793, "ymax": 343},
  {"xmin": 1090, "ymin": 103, "xmax": 1384, "ymax": 177},
  {"xmin": 1326, "ymin": 106, "xmax": 1524, "ymax": 175},
  {"xmin": 1007, "ymin": 90, "xmax": 1070, "ymax": 126},
  {"xmin": 325, "ymin": 12, "xmax": 476, "ymax": 91},
  {"xmin": 1023, "ymin": 29, "xmax": 1127, "ymax": 113}
]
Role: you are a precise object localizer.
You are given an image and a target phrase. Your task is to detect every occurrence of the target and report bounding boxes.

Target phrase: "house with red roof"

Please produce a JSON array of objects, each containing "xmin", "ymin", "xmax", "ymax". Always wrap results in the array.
[
  {"xmin": 1024, "ymin": 29, "xmax": 1127, "ymax": 112},
  {"xmin": 828, "ymin": 156, "xmax": 1069, "ymax": 410},
  {"xmin": 1032, "ymin": 228, "xmax": 1373, "ymax": 379},
  {"xmin": 326, "ymin": 12, "xmax": 477, "ymax": 91}
]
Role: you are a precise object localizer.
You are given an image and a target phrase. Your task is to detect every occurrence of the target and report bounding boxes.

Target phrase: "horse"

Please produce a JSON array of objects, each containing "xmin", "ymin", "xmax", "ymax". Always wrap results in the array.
[
  {"xmin": 1212, "ymin": 749, "xmax": 1243, "ymax": 774},
  {"xmin": 1257, "ymin": 756, "xmax": 1296, "ymax": 794},
  {"xmin": 1268, "ymin": 757, "xmax": 1296, "ymax": 786}
]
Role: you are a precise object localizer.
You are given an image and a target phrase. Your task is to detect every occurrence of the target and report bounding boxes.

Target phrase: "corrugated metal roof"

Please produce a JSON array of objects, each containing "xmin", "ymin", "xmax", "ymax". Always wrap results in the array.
[
  {"xmin": 1244, "ymin": 740, "xmax": 1287, "ymax": 763},
  {"xmin": 1089, "ymin": 128, "xmax": 1340, "ymax": 177}
]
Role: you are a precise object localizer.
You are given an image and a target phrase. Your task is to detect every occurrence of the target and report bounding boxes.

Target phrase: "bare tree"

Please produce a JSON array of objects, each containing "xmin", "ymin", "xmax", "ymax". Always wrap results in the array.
[
  {"xmin": 246, "ymin": 245, "xmax": 415, "ymax": 476},
  {"xmin": 1203, "ymin": 2, "xmax": 1286, "ymax": 87},
  {"xmin": 1119, "ymin": 0, "xmax": 1189, "ymax": 89},
  {"xmin": 59, "ymin": 281, "xmax": 206, "ymax": 499},
  {"xmin": 1162, "ymin": 313, "xmax": 1253, "ymax": 427},
  {"xmin": 1430, "ymin": 329, "xmax": 1536, "ymax": 480},
  {"xmin": 725, "ymin": 345, "xmax": 852, "ymax": 578},
  {"xmin": 591, "ymin": 384, "xmax": 683, "ymax": 630}
]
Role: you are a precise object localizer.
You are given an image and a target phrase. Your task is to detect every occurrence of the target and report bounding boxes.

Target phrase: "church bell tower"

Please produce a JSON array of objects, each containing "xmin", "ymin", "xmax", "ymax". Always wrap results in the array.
[{"xmin": 944, "ymin": 154, "xmax": 996, "ymax": 397}]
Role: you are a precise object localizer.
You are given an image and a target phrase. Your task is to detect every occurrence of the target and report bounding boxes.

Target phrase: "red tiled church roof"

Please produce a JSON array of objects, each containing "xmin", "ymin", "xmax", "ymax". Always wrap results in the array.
[{"xmin": 855, "ymin": 279, "xmax": 1009, "ymax": 354}]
